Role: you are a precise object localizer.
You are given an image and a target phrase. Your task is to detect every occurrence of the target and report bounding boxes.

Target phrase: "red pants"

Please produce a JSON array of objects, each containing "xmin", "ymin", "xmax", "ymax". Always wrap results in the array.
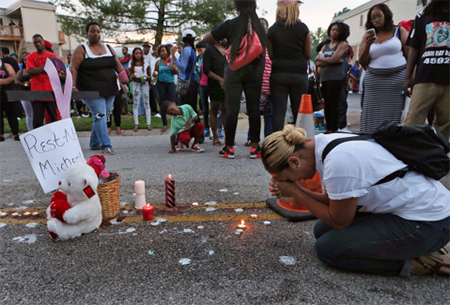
[{"xmin": 178, "ymin": 122, "xmax": 204, "ymax": 146}]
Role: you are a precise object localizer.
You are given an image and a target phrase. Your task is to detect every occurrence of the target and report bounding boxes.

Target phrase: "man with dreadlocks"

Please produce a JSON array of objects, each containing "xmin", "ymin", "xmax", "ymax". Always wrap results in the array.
[{"xmin": 202, "ymin": 0, "xmax": 268, "ymax": 160}]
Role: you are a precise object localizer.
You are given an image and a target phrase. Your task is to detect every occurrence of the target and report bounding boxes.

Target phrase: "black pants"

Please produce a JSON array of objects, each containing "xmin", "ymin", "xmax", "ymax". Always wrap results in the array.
[
  {"xmin": 271, "ymin": 72, "xmax": 309, "ymax": 132},
  {"xmin": 150, "ymin": 85, "xmax": 159, "ymax": 114},
  {"xmin": 180, "ymin": 79, "xmax": 200, "ymax": 112},
  {"xmin": 321, "ymin": 80, "xmax": 343, "ymax": 132},
  {"xmin": 338, "ymin": 80, "xmax": 348, "ymax": 129},
  {"xmin": 32, "ymin": 100, "xmax": 57, "ymax": 129},
  {"xmin": 0, "ymin": 95, "xmax": 19, "ymax": 135},
  {"xmin": 107, "ymin": 93, "xmax": 122, "ymax": 128},
  {"xmin": 224, "ymin": 61, "xmax": 264, "ymax": 147}
]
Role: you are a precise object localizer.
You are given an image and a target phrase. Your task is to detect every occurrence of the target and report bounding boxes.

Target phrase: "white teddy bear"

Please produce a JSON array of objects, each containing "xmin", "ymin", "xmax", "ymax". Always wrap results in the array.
[{"xmin": 46, "ymin": 159, "xmax": 102, "ymax": 241}]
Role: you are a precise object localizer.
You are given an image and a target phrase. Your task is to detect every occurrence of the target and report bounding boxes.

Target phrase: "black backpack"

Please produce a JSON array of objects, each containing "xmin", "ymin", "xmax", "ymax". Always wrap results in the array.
[{"xmin": 322, "ymin": 121, "xmax": 450, "ymax": 184}]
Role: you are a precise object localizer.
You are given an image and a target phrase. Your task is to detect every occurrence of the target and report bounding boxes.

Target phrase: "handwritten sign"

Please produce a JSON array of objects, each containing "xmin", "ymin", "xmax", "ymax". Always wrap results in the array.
[{"xmin": 20, "ymin": 119, "xmax": 84, "ymax": 193}]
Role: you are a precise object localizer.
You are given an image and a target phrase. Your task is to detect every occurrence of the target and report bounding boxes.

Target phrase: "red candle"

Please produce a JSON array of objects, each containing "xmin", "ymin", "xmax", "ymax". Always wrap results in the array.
[
  {"xmin": 165, "ymin": 174, "xmax": 176, "ymax": 208},
  {"xmin": 142, "ymin": 203, "xmax": 154, "ymax": 221}
]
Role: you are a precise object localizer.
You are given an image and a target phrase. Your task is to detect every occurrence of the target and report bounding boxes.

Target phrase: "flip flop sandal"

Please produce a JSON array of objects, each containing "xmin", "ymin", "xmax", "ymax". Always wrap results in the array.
[{"xmin": 213, "ymin": 141, "xmax": 222, "ymax": 146}]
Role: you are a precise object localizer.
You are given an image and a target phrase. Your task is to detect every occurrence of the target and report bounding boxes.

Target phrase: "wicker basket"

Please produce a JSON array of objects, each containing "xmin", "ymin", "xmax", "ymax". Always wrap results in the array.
[{"xmin": 97, "ymin": 173, "xmax": 121, "ymax": 220}]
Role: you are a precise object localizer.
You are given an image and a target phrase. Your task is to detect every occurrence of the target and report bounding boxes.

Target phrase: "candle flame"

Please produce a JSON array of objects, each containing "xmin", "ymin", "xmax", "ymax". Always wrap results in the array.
[
  {"xmin": 146, "ymin": 203, "xmax": 150, "ymax": 207},
  {"xmin": 241, "ymin": 220, "xmax": 245, "ymax": 225},
  {"xmin": 32, "ymin": 212, "xmax": 39, "ymax": 216},
  {"xmin": 168, "ymin": 174, "xmax": 172, "ymax": 179}
]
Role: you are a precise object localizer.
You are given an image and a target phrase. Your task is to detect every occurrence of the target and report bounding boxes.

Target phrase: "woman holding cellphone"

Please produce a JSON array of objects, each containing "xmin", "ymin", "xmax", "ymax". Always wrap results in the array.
[{"xmin": 358, "ymin": 4, "xmax": 408, "ymax": 134}]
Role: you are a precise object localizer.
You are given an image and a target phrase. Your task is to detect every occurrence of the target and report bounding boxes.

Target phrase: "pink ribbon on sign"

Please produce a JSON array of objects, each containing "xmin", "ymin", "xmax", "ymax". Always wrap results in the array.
[{"xmin": 44, "ymin": 58, "xmax": 73, "ymax": 119}]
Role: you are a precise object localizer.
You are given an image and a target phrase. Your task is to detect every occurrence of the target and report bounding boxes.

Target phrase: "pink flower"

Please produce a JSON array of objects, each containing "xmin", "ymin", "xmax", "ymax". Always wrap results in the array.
[{"xmin": 100, "ymin": 170, "xmax": 110, "ymax": 179}]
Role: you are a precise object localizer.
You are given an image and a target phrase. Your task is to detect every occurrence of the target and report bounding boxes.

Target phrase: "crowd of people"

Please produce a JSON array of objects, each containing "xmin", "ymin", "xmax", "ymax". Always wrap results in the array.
[{"xmin": 1, "ymin": 0, "xmax": 449, "ymax": 278}]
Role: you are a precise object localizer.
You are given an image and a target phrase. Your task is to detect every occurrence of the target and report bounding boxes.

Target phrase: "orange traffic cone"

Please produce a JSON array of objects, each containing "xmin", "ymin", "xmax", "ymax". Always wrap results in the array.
[
  {"xmin": 295, "ymin": 94, "xmax": 314, "ymax": 141},
  {"xmin": 296, "ymin": 95, "xmax": 322, "ymax": 195}
]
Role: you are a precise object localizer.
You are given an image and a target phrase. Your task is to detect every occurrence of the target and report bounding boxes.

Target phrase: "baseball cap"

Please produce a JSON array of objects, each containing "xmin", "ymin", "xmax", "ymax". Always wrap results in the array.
[
  {"xmin": 182, "ymin": 29, "xmax": 196, "ymax": 38},
  {"xmin": 277, "ymin": 0, "xmax": 303, "ymax": 6},
  {"xmin": 44, "ymin": 40, "xmax": 52, "ymax": 49}
]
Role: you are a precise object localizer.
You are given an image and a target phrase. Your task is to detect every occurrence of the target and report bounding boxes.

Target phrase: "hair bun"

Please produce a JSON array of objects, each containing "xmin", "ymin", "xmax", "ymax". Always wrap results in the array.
[{"xmin": 283, "ymin": 125, "xmax": 306, "ymax": 145}]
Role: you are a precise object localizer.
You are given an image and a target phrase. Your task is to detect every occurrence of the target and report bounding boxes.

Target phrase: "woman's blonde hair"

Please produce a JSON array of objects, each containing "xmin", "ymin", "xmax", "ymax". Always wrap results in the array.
[
  {"xmin": 276, "ymin": 1, "xmax": 299, "ymax": 27},
  {"xmin": 261, "ymin": 125, "xmax": 307, "ymax": 173}
]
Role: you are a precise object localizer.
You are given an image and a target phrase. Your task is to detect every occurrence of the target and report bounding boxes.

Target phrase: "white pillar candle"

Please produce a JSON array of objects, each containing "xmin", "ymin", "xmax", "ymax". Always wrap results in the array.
[{"xmin": 135, "ymin": 180, "xmax": 146, "ymax": 209}]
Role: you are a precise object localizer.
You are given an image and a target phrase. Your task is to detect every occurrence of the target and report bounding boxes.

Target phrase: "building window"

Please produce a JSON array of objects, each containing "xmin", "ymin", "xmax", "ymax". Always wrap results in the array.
[
  {"xmin": 360, "ymin": 14, "xmax": 364, "ymax": 26},
  {"xmin": 0, "ymin": 18, "xmax": 3, "ymax": 26}
]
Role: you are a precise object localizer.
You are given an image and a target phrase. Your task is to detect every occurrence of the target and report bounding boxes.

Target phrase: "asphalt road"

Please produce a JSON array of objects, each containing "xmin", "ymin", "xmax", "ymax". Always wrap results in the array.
[{"xmin": 1, "ymin": 97, "xmax": 449, "ymax": 304}]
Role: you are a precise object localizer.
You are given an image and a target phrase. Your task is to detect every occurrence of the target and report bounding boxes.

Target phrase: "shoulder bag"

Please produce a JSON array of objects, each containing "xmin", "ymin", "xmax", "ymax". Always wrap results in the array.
[{"xmin": 226, "ymin": 17, "xmax": 263, "ymax": 71}]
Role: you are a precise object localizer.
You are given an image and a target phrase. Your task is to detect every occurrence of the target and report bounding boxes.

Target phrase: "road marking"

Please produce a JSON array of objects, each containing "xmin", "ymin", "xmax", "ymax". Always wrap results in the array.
[{"xmin": 0, "ymin": 202, "xmax": 285, "ymax": 225}]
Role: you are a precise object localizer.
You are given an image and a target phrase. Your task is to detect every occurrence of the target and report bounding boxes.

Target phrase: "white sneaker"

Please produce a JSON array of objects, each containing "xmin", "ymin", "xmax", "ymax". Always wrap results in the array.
[
  {"xmin": 154, "ymin": 113, "xmax": 162, "ymax": 118},
  {"xmin": 338, "ymin": 127, "xmax": 352, "ymax": 133},
  {"xmin": 191, "ymin": 144, "xmax": 205, "ymax": 153}
]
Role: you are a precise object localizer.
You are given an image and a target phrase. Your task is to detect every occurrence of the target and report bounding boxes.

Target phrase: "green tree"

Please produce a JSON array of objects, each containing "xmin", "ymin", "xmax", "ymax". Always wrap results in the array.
[
  {"xmin": 310, "ymin": 27, "xmax": 328, "ymax": 60},
  {"xmin": 53, "ymin": 0, "xmax": 235, "ymax": 45},
  {"xmin": 333, "ymin": 7, "xmax": 350, "ymax": 18}
]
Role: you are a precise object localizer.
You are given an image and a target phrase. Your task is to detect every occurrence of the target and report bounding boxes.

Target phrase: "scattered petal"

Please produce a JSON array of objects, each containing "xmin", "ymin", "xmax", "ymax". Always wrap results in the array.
[
  {"xmin": 197, "ymin": 225, "xmax": 204, "ymax": 230},
  {"xmin": 159, "ymin": 229, "xmax": 168, "ymax": 234},
  {"xmin": 0, "ymin": 223, "xmax": 6, "ymax": 228},
  {"xmin": 205, "ymin": 201, "xmax": 217, "ymax": 206},
  {"xmin": 110, "ymin": 219, "xmax": 121, "ymax": 225},
  {"xmin": 15, "ymin": 206, "xmax": 27, "ymax": 210},
  {"xmin": 148, "ymin": 250, "xmax": 154, "ymax": 255},
  {"xmin": 22, "ymin": 200, "xmax": 34, "ymax": 204},
  {"xmin": 192, "ymin": 202, "xmax": 199, "ymax": 206},
  {"xmin": 3, "ymin": 179, "xmax": 13, "ymax": 182},
  {"xmin": 150, "ymin": 221, "xmax": 161, "ymax": 226},
  {"xmin": 132, "ymin": 233, "xmax": 138, "ymax": 236},
  {"xmin": 122, "ymin": 210, "xmax": 129, "ymax": 214},
  {"xmin": 234, "ymin": 208, "xmax": 243, "ymax": 213},
  {"xmin": 8, "ymin": 203, "xmax": 14, "ymax": 206},
  {"xmin": 303, "ymin": 231, "xmax": 311, "ymax": 235},
  {"xmin": 263, "ymin": 221, "xmax": 271, "ymax": 226},
  {"xmin": 208, "ymin": 250, "xmax": 214, "ymax": 255},
  {"xmin": 120, "ymin": 201, "xmax": 127, "ymax": 206},
  {"xmin": 183, "ymin": 229, "xmax": 195, "ymax": 233},
  {"xmin": 219, "ymin": 189, "xmax": 228, "ymax": 192},
  {"xmin": 156, "ymin": 218, "xmax": 167, "ymax": 223},
  {"xmin": 205, "ymin": 208, "xmax": 216, "ymax": 212},
  {"xmin": 235, "ymin": 229, "xmax": 243, "ymax": 235},
  {"xmin": 13, "ymin": 234, "xmax": 37, "ymax": 244},
  {"xmin": 179, "ymin": 258, "xmax": 191, "ymax": 265},
  {"xmin": 26, "ymin": 223, "xmax": 38, "ymax": 228},
  {"xmin": 126, "ymin": 228, "xmax": 136, "ymax": 233},
  {"xmin": 233, "ymin": 192, "xmax": 240, "ymax": 195},
  {"xmin": 279, "ymin": 256, "xmax": 296, "ymax": 266}
]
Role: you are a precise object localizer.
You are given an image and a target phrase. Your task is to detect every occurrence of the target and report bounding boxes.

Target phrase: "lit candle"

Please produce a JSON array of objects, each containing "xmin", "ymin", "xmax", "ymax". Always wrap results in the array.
[
  {"xmin": 11, "ymin": 212, "xmax": 19, "ymax": 217},
  {"xmin": 135, "ymin": 180, "xmax": 146, "ymax": 209},
  {"xmin": 142, "ymin": 203, "xmax": 154, "ymax": 221},
  {"xmin": 31, "ymin": 212, "xmax": 39, "ymax": 216},
  {"xmin": 192, "ymin": 202, "xmax": 199, "ymax": 206},
  {"xmin": 23, "ymin": 212, "xmax": 31, "ymax": 216},
  {"xmin": 237, "ymin": 220, "xmax": 246, "ymax": 230},
  {"xmin": 165, "ymin": 174, "xmax": 176, "ymax": 208},
  {"xmin": 0, "ymin": 212, "xmax": 7, "ymax": 217}
]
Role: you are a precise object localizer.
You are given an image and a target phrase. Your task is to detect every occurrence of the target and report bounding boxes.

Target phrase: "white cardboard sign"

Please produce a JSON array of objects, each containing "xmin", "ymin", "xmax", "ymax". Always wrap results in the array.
[{"xmin": 20, "ymin": 118, "xmax": 84, "ymax": 193}]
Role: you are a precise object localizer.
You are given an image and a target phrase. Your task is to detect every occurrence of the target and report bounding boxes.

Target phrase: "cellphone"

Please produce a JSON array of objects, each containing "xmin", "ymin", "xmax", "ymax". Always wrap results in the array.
[{"xmin": 366, "ymin": 28, "xmax": 376, "ymax": 37}]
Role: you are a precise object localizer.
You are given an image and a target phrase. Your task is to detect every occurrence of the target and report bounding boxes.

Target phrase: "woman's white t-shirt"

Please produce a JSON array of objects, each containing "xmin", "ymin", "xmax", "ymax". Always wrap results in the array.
[{"xmin": 314, "ymin": 133, "xmax": 450, "ymax": 221}]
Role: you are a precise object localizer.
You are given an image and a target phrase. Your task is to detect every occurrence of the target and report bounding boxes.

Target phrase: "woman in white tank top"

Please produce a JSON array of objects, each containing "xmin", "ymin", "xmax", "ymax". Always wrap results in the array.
[{"xmin": 358, "ymin": 4, "xmax": 409, "ymax": 134}]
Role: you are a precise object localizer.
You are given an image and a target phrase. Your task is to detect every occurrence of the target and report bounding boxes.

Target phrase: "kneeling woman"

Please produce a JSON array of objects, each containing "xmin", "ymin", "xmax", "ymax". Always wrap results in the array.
[{"xmin": 261, "ymin": 125, "xmax": 450, "ymax": 277}]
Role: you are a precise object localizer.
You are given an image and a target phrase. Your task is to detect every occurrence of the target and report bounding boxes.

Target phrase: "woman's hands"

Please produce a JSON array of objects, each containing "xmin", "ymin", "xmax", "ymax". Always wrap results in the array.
[
  {"xmin": 269, "ymin": 177, "xmax": 300, "ymax": 199},
  {"xmin": 363, "ymin": 32, "xmax": 377, "ymax": 47}
]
